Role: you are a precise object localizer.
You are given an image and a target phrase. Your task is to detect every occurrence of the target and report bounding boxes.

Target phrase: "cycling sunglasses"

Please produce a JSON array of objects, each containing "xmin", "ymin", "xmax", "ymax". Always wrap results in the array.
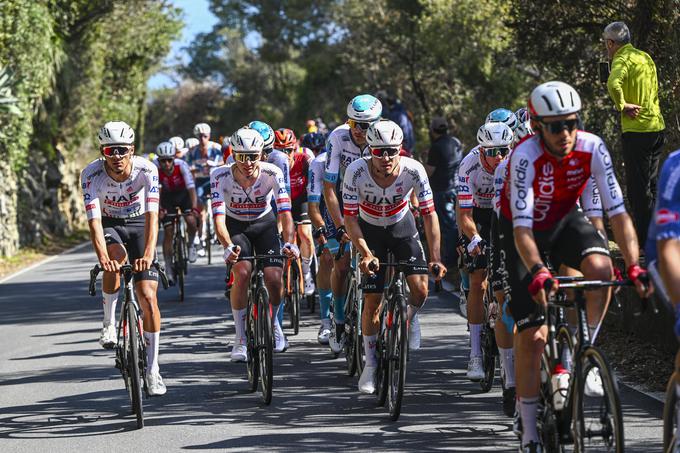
[
  {"xmin": 540, "ymin": 118, "xmax": 579, "ymax": 135},
  {"xmin": 348, "ymin": 119, "xmax": 372, "ymax": 131},
  {"xmin": 233, "ymin": 152, "xmax": 261, "ymax": 163},
  {"xmin": 370, "ymin": 147, "xmax": 400, "ymax": 158},
  {"xmin": 102, "ymin": 145, "xmax": 133, "ymax": 157},
  {"xmin": 158, "ymin": 158, "xmax": 174, "ymax": 164},
  {"xmin": 484, "ymin": 147, "xmax": 510, "ymax": 157}
]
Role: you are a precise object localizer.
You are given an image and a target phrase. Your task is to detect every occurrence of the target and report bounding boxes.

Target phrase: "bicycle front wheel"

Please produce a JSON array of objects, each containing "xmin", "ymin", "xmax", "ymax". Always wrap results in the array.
[
  {"xmin": 291, "ymin": 263, "xmax": 300, "ymax": 336},
  {"xmin": 344, "ymin": 277, "xmax": 358, "ymax": 377},
  {"xmin": 479, "ymin": 322, "xmax": 497, "ymax": 392},
  {"xmin": 206, "ymin": 219, "xmax": 212, "ymax": 265},
  {"xmin": 375, "ymin": 305, "xmax": 389, "ymax": 407},
  {"xmin": 127, "ymin": 306, "xmax": 145, "ymax": 429},
  {"xmin": 572, "ymin": 346, "xmax": 623, "ymax": 453},
  {"xmin": 257, "ymin": 287, "xmax": 273, "ymax": 405},
  {"xmin": 663, "ymin": 375, "xmax": 678, "ymax": 453},
  {"xmin": 246, "ymin": 297, "xmax": 259, "ymax": 393},
  {"xmin": 387, "ymin": 294, "xmax": 408, "ymax": 421}
]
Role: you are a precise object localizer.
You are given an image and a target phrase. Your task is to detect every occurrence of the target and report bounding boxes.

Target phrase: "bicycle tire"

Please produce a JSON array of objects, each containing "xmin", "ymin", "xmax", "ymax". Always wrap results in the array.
[
  {"xmin": 479, "ymin": 322, "xmax": 497, "ymax": 392},
  {"xmin": 127, "ymin": 306, "xmax": 144, "ymax": 429},
  {"xmin": 177, "ymin": 236, "xmax": 185, "ymax": 303},
  {"xmin": 539, "ymin": 352, "xmax": 564, "ymax": 452},
  {"xmin": 246, "ymin": 296, "xmax": 259, "ymax": 393},
  {"xmin": 375, "ymin": 304, "xmax": 389, "ymax": 407},
  {"xmin": 206, "ymin": 219, "xmax": 212, "ymax": 265},
  {"xmin": 344, "ymin": 278, "xmax": 358, "ymax": 377},
  {"xmin": 257, "ymin": 287, "xmax": 273, "ymax": 405},
  {"xmin": 572, "ymin": 346, "xmax": 623, "ymax": 453},
  {"xmin": 292, "ymin": 263, "xmax": 300, "ymax": 336},
  {"xmin": 307, "ymin": 294, "xmax": 315, "ymax": 314},
  {"xmin": 663, "ymin": 375, "xmax": 678, "ymax": 453},
  {"xmin": 387, "ymin": 294, "xmax": 408, "ymax": 421}
]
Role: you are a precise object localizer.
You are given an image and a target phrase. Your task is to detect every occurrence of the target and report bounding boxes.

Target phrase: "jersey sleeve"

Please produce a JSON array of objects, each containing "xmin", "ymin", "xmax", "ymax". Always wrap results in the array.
[
  {"xmin": 324, "ymin": 133, "xmax": 340, "ymax": 184},
  {"xmin": 456, "ymin": 155, "xmax": 474, "ymax": 209},
  {"xmin": 179, "ymin": 160, "xmax": 195, "ymax": 189},
  {"xmin": 269, "ymin": 151, "xmax": 291, "ymax": 195},
  {"xmin": 144, "ymin": 163, "xmax": 160, "ymax": 213},
  {"xmin": 307, "ymin": 159, "xmax": 323, "ymax": 203},
  {"xmin": 590, "ymin": 138, "xmax": 627, "ymax": 218},
  {"xmin": 81, "ymin": 167, "xmax": 101, "ymax": 220},
  {"xmin": 653, "ymin": 151, "xmax": 680, "ymax": 240},
  {"xmin": 210, "ymin": 168, "xmax": 227, "ymax": 216},
  {"xmin": 580, "ymin": 175, "xmax": 602, "ymax": 218},
  {"xmin": 509, "ymin": 150, "xmax": 536, "ymax": 228},
  {"xmin": 413, "ymin": 161, "xmax": 435, "ymax": 216},
  {"xmin": 272, "ymin": 165, "xmax": 291, "ymax": 213},
  {"xmin": 341, "ymin": 162, "xmax": 359, "ymax": 217}
]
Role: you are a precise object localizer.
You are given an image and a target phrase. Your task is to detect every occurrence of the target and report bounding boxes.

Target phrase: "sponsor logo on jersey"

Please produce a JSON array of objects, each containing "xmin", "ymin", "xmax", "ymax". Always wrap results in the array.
[
  {"xmin": 535, "ymin": 161, "xmax": 555, "ymax": 222},
  {"xmin": 513, "ymin": 157, "xmax": 530, "ymax": 211},
  {"xmin": 657, "ymin": 208, "xmax": 680, "ymax": 225}
]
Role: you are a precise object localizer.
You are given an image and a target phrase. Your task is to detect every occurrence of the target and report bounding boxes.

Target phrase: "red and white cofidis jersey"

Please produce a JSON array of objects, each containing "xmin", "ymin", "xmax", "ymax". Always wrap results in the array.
[
  {"xmin": 500, "ymin": 132, "xmax": 625, "ymax": 230},
  {"xmin": 210, "ymin": 162, "xmax": 291, "ymax": 221},
  {"xmin": 457, "ymin": 146, "xmax": 496, "ymax": 210},
  {"xmin": 289, "ymin": 150, "xmax": 313, "ymax": 201},
  {"xmin": 342, "ymin": 156, "xmax": 434, "ymax": 227},
  {"xmin": 80, "ymin": 157, "xmax": 159, "ymax": 220},
  {"xmin": 154, "ymin": 158, "xmax": 195, "ymax": 193}
]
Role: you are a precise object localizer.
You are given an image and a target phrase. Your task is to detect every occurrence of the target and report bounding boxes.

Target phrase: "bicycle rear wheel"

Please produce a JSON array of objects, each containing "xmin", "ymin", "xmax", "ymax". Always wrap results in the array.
[
  {"xmin": 127, "ymin": 306, "xmax": 144, "ymax": 429},
  {"xmin": 176, "ymin": 237, "xmax": 185, "ymax": 303},
  {"xmin": 246, "ymin": 297, "xmax": 259, "ymax": 393},
  {"xmin": 663, "ymin": 375, "xmax": 678, "ymax": 453},
  {"xmin": 291, "ymin": 263, "xmax": 300, "ymax": 336},
  {"xmin": 479, "ymin": 322, "xmax": 497, "ymax": 392},
  {"xmin": 344, "ymin": 277, "xmax": 358, "ymax": 377},
  {"xmin": 387, "ymin": 294, "xmax": 408, "ymax": 421},
  {"xmin": 206, "ymin": 218, "xmax": 212, "ymax": 265},
  {"xmin": 257, "ymin": 287, "xmax": 273, "ymax": 405},
  {"xmin": 572, "ymin": 346, "xmax": 623, "ymax": 453}
]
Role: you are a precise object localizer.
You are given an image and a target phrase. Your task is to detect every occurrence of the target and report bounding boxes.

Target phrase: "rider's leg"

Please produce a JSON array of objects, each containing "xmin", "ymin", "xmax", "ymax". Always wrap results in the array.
[
  {"xmin": 405, "ymin": 273, "xmax": 428, "ymax": 320},
  {"xmin": 135, "ymin": 278, "xmax": 161, "ymax": 372},
  {"xmin": 230, "ymin": 260, "xmax": 253, "ymax": 345},
  {"xmin": 330, "ymin": 251, "xmax": 350, "ymax": 333},
  {"xmin": 162, "ymin": 223, "xmax": 174, "ymax": 273},
  {"xmin": 298, "ymin": 223, "xmax": 315, "ymax": 292},
  {"xmin": 468, "ymin": 268, "xmax": 487, "ymax": 359},
  {"xmin": 317, "ymin": 247, "xmax": 333, "ymax": 320},
  {"xmin": 495, "ymin": 289, "xmax": 515, "ymax": 388},
  {"xmin": 515, "ymin": 324, "xmax": 548, "ymax": 446},
  {"xmin": 184, "ymin": 212, "xmax": 198, "ymax": 245},
  {"xmin": 580, "ymin": 254, "xmax": 613, "ymax": 339},
  {"xmin": 361, "ymin": 293, "xmax": 383, "ymax": 366},
  {"xmin": 102, "ymin": 243, "xmax": 127, "ymax": 326}
]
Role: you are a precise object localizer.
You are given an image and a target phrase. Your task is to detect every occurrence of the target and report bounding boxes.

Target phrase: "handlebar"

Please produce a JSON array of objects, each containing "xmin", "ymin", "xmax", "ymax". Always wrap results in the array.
[
  {"xmin": 335, "ymin": 241, "xmax": 347, "ymax": 261},
  {"xmin": 88, "ymin": 261, "xmax": 168, "ymax": 296}
]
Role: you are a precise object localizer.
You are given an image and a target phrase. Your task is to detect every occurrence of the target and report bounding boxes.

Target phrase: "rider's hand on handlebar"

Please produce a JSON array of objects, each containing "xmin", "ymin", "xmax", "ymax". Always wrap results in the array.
[
  {"xmin": 100, "ymin": 257, "xmax": 121, "ymax": 273},
  {"xmin": 627, "ymin": 263, "xmax": 653, "ymax": 298},
  {"xmin": 429, "ymin": 261, "xmax": 447, "ymax": 280},
  {"xmin": 467, "ymin": 234, "xmax": 483, "ymax": 257},
  {"xmin": 282, "ymin": 242, "xmax": 300, "ymax": 259},
  {"xmin": 360, "ymin": 255, "xmax": 379, "ymax": 276},
  {"xmin": 134, "ymin": 255, "xmax": 154, "ymax": 273},
  {"xmin": 528, "ymin": 268, "xmax": 556, "ymax": 307},
  {"xmin": 224, "ymin": 244, "xmax": 241, "ymax": 264},
  {"xmin": 335, "ymin": 225, "xmax": 350, "ymax": 244}
]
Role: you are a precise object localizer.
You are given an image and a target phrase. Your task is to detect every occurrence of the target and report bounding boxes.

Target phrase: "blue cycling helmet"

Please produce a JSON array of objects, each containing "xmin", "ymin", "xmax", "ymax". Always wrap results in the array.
[
  {"xmin": 485, "ymin": 108, "xmax": 519, "ymax": 131},
  {"xmin": 248, "ymin": 120, "xmax": 275, "ymax": 149},
  {"xmin": 347, "ymin": 94, "xmax": 382, "ymax": 122},
  {"xmin": 301, "ymin": 132, "xmax": 326, "ymax": 152}
]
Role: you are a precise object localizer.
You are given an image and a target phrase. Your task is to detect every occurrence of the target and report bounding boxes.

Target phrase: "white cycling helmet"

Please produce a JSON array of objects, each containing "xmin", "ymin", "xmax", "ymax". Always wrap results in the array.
[
  {"xmin": 156, "ymin": 141, "xmax": 176, "ymax": 159},
  {"xmin": 98, "ymin": 121, "xmax": 135, "ymax": 146},
  {"xmin": 477, "ymin": 122, "xmax": 514, "ymax": 148},
  {"xmin": 230, "ymin": 127, "xmax": 264, "ymax": 153},
  {"xmin": 185, "ymin": 137, "xmax": 199, "ymax": 149},
  {"xmin": 513, "ymin": 107, "xmax": 534, "ymax": 142},
  {"xmin": 168, "ymin": 136, "xmax": 184, "ymax": 150},
  {"xmin": 485, "ymin": 108, "xmax": 518, "ymax": 131},
  {"xmin": 366, "ymin": 119, "xmax": 404, "ymax": 148},
  {"xmin": 347, "ymin": 94, "xmax": 382, "ymax": 122},
  {"xmin": 528, "ymin": 81, "xmax": 582, "ymax": 119},
  {"xmin": 193, "ymin": 122, "xmax": 211, "ymax": 137}
]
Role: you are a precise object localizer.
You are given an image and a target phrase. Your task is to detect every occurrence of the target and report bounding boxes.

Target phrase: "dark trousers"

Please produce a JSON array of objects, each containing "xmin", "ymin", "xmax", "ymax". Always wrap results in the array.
[
  {"xmin": 433, "ymin": 189, "xmax": 458, "ymax": 266},
  {"xmin": 621, "ymin": 130, "xmax": 665, "ymax": 245}
]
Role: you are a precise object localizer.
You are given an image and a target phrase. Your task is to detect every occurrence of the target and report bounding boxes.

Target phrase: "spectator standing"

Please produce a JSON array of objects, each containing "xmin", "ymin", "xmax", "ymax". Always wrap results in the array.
[
  {"xmin": 422, "ymin": 116, "xmax": 462, "ymax": 266},
  {"xmin": 605, "ymin": 20, "xmax": 665, "ymax": 245}
]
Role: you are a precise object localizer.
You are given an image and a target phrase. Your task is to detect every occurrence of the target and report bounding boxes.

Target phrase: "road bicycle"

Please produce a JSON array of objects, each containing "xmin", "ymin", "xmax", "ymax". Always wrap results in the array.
[
  {"xmin": 88, "ymin": 262, "xmax": 168, "ymax": 428},
  {"xmin": 283, "ymin": 256, "xmax": 303, "ymax": 335},
  {"xmin": 164, "ymin": 210, "xmax": 190, "ymax": 302}
]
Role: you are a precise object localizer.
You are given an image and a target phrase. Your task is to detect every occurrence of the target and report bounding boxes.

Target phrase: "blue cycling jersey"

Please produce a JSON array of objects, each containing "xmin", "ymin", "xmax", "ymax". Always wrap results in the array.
[{"xmin": 645, "ymin": 149, "xmax": 680, "ymax": 261}]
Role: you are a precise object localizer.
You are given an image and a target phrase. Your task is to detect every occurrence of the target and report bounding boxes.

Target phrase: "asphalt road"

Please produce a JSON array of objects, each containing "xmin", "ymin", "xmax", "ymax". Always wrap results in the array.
[{"xmin": 0, "ymin": 243, "xmax": 665, "ymax": 452}]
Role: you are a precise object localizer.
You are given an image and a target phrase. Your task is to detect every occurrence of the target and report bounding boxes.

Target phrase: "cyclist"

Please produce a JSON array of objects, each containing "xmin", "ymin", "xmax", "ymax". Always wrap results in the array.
[
  {"xmin": 342, "ymin": 119, "xmax": 446, "ymax": 393},
  {"xmin": 301, "ymin": 132, "xmax": 327, "ymax": 157},
  {"xmin": 154, "ymin": 142, "xmax": 200, "ymax": 276},
  {"xmin": 323, "ymin": 93, "xmax": 382, "ymax": 354},
  {"xmin": 80, "ymin": 121, "xmax": 166, "ymax": 396},
  {"xmin": 456, "ymin": 123, "xmax": 514, "ymax": 394},
  {"xmin": 498, "ymin": 81, "xmax": 649, "ymax": 452},
  {"xmin": 486, "ymin": 108, "xmax": 519, "ymax": 131},
  {"xmin": 169, "ymin": 136, "xmax": 185, "ymax": 159},
  {"xmin": 184, "ymin": 137, "xmax": 199, "ymax": 160},
  {"xmin": 211, "ymin": 127, "xmax": 299, "ymax": 361},
  {"xmin": 274, "ymin": 128, "xmax": 316, "ymax": 296},
  {"xmin": 187, "ymin": 122, "xmax": 223, "ymax": 256}
]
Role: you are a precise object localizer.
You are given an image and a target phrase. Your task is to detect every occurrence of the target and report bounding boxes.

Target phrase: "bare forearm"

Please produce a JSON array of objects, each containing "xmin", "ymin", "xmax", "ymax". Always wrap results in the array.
[
  {"xmin": 659, "ymin": 239, "xmax": 680, "ymax": 304},
  {"xmin": 423, "ymin": 213, "xmax": 441, "ymax": 262},
  {"xmin": 214, "ymin": 215, "xmax": 232, "ymax": 247},
  {"xmin": 88, "ymin": 218, "xmax": 109, "ymax": 261},
  {"xmin": 323, "ymin": 182, "xmax": 343, "ymax": 229},
  {"xmin": 189, "ymin": 188, "xmax": 198, "ymax": 209},
  {"xmin": 457, "ymin": 208, "xmax": 478, "ymax": 239},
  {"xmin": 514, "ymin": 226, "xmax": 544, "ymax": 271},
  {"xmin": 280, "ymin": 212, "xmax": 295, "ymax": 244},
  {"xmin": 610, "ymin": 213, "xmax": 639, "ymax": 267},
  {"xmin": 308, "ymin": 203, "xmax": 325, "ymax": 229},
  {"xmin": 589, "ymin": 216, "xmax": 607, "ymax": 240},
  {"xmin": 346, "ymin": 215, "xmax": 371, "ymax": 257},
  {"xmin": 143, "ymin": 212, "xmax": 159, "ymax": 258}
]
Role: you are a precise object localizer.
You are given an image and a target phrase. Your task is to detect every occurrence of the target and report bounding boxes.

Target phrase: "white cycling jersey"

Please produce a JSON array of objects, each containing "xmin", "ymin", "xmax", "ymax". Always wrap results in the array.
[
  {"xmin": 210, "ymin": 161, "xmax": 291, "ymax": 221},
  {"xmin": 324, "ymin": 124, "xmax": 369, "ymax": 186},
  {"xmin": 81, "ymin": 156, "xmax": 159, "ymax": 220},
  {"xmin": 457, "ymin": 146, "xmax": 496, "ymax": 210},
  {"xmin": 342, "ymin": 156, "xmax": 434, "ymax": 227},
  {"xmin": 308, "ymin": 152, "xmax": 327, "ymax": 204},
  {"xmin": 266, "ymin": 149, "xmax": 291, "ymax": 194}
]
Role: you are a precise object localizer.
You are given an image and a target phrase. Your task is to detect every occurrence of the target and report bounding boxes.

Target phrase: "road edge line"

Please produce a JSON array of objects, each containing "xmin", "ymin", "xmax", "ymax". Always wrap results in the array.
[{"xmin": 0, "ymin": 241, "xmax": 90, "ymax": 285}]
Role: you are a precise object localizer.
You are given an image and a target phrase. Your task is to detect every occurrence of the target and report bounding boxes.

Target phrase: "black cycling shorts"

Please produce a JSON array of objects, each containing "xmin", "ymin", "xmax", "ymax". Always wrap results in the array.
[
  {"xmin": 460, "ymin": 207, "xmax": 493, "ymax": 272},
  {"xmin": 160, "ymin": 191, "xmax": 192, "ymax": 227},
  {"xmin": 498, "ymin": 207, "xmax": 609, "ymax": 333},
  {"xmin": 226, "ymin": 211, "xmax": 283, "ymax": 268},
  {"xmin": 102, "ymin": 215, "xmax": 158, "ymax": 282},
  {"xmin": 489, "ymin": 213, "xmax": 503, "ymax": 292},
  {"xmin": 360, "ymin": 214, "xmax": 428, "ymax": 294},
  {"xmin": 291, "ymin": 196, "xmax": 310, "ymax": 224}
]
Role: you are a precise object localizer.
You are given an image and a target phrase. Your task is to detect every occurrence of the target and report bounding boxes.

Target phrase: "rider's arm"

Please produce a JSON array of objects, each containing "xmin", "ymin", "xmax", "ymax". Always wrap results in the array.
[
  {"xmin": 141, "ymin": 164, "xmax": 160, "ymax": 263},
  {"xmin": 455, "ymin": 158, "xmax": 478, "ymax": 240},
  {"xmin": 413, "ymin": 161, "xmax": 441, "ymax": 262},
  {"xmin": 345, "ymin": 213, "xmax": 371, "ymax": 257},
  {"xmin": 422, "ymin": 212, "xmax": 442, "ymax": 263},
  {"xmin": 655, "ymin": 153, "xmax": 680, "ymax": 303},
  {"xmin": 179, "ymin": 160, "xmax": 198, "ymax": 210},
  {"xmin": 210, "ymin": 168, "xmax": 233, "ymax": 247},
  {"xmin": 307, "ymin": 160, "xmax": 325, "ymax": 229},
  {"xmin": 279, "ymin": 211, "xmax": 295, "ymax": 244},
  {"xmin": 514, "ymin": 226, "xmax": 545, "ymax": 272},
  {"xmin": 88, "ymin": 218, "xmax": 110, "ymax": 263},
  {"xmin": 581, "ymin": 175, "xmax": 607, "ymax": 238},
  {"xmin": 456, "ymin": 207, "xmax": 478, "ymax": 240},
  {"xmin": 341, "ymin": 162, "xmax": 370, "ymax": 256},
  {"xmin": 273, "ymin": 165, "xmax": 295, "ymax": 244},
  {"xmin": 214, "ymin": 213, "xmax": 232, "ymax": 248},
  {"xmin": 323, "ymin": 181, "xmax": 343, "ymax": 229},
  {"xmin": 322, "ymin": 134, "xmax": 344, "ymax": 229},
  {"xmin": 659, "ymin": 239, "xmax": 680, "ymax": 305}
]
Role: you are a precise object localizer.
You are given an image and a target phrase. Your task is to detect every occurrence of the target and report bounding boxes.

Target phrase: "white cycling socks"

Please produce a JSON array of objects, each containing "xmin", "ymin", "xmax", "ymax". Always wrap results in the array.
[
  {"xmin": 144, "ymin": 331, "xmax": 160, "ymax": 374},
  {"xmin": 499, "ymin": 347, "xmax": 516, "ymax": 388},
  {"xmin": 232, "ymin": 308, "xmax": 246, "ymax": 344},
  {"xmin": 102, "ymin": 292, "xmax": 118, "ymax": 326},
  {"xmin": 407, "ymin": 304, "xmax": 420, "ymax": 322},
  {"xmin": 519, "ymin": 396, "xmax": 539, "ymax": 446},
  {"xmin": 364, "ymin": 334, "xmax": 378, "ymax": 367},
  {"xmin": 469, "ymin": 323, "xmax": 483, "ymax": 357},
  {"xmin": 301, "ymin": 256, "xmax": 312, "ymax": 277}
]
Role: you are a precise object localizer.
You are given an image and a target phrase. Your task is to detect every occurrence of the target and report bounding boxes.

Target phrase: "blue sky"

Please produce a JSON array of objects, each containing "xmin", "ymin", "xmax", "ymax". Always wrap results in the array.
[{"xmin": 147, "ymin": 0, "xmax": 218, "ymax": 90}]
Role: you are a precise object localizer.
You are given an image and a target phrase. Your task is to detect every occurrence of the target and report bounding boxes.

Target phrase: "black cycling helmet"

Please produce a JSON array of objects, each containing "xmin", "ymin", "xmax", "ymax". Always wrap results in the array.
[{"xmin": 301, "ymin": 132, "xmax": 326, "ymax": 153}]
